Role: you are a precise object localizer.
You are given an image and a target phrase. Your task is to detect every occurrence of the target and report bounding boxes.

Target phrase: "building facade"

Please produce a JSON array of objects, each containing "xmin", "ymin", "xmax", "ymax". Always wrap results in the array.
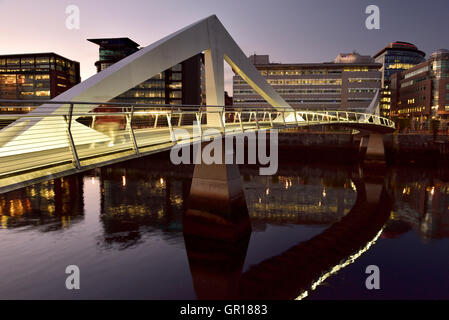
[
  {"xmin": 0, "ymin": 53, "xmax": 80, "ymax": 105},
  {"xmin": 88, "ymin": 37, "xmax": 203, "ymax": 105},
  {"xmin": 233, "ymin": 53, "xmax": 381, "ymax": 113},
  {"xmin": 390, "ymin": 49, "xmax": 449, "ymax": 128},
  {"xmin": 373, "ymin": 41, "xmax": 426, "ymax": 118}
]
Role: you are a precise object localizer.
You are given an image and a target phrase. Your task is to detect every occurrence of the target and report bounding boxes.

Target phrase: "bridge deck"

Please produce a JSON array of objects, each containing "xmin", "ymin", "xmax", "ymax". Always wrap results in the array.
[{"xmin": 0, "ymin": 103, "xmax": 395, "ymax": 193}]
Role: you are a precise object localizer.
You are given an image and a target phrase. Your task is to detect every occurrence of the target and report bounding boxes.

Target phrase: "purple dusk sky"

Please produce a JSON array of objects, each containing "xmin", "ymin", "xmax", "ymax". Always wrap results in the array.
[{"xmin": 1, "ymin": 0, "xmax": 448, "ymax": 94}]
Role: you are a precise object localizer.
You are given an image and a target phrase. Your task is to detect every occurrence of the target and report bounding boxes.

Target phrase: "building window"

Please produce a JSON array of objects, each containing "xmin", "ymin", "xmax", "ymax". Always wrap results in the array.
[
  {"xmin": 6, "ymin": 58, "xmax": 19, "ymax": 66},
  {"xmin": 343, "ymin": 67, "xmax": 369, "ymax": 72},
  {"xmin": 267, "ymin": 79, "xmax": 342, "ymax": 86},
  {"xmin": 349, "ymin": 78, "xmax": 381, "ymax": 83},
  {"xmin": 36, "ymin": 57, "xmax": 49, "ymax": 64},
  {"xmin": 99, "ymin": 63, "xmax": 108, "ymax": 70},
  {"xmin": 171, "ymin": 64, "xmax": 182, "ymax": 72},
  {"xmin": 169, "ymin": 91, "xmax": 182, "ymax": 99},
  {"xmin": 35, "ymin": 74, "xmax": 50, "ymax": 80},
  {"xmin": 169, "ymin": 82, "xmax": 182, "ymax": 89},
  {"xmin": 21, "ymin": 58, "xmax": 35, "ymax": 65},
  {"xmin": 268, "ymin": 70, "xmax": 284, "ymax": 75},
  {"xmin": 170, "ymin": 73, "xmax": 182, "ymax": 81},
  {"xmin": 35, "ymin": 90, "xmax": 50, "ymax": 96},
  {"xmin": 348, "ymin": 88, "xmax": 378, "ymax": 93},
  {"xmin": 404, "ymin": 66, "xmax": 429, "ymax": 79},
  {"xmin": 388, "ymin": 63, "xmax": 416, "ymax": 70},
  {"xmin": 56, "ymin": 58, "xmax": 66, "ymax": 67}
]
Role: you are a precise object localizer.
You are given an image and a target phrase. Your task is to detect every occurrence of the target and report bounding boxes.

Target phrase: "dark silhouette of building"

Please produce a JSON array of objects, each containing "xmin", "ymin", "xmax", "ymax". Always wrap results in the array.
[{"xmin": 224, "ymin": 91, "xmax": 233, "ymax": 106}]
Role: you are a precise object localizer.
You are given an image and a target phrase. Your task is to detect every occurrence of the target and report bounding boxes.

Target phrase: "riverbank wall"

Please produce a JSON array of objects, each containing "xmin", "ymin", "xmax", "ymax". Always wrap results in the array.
[{"xmin": 278, "ymin": 131, "xmax": 449, "ymax": 165}]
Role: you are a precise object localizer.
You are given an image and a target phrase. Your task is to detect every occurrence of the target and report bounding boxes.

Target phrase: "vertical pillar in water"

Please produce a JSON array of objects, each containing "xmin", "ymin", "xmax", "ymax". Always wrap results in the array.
[
  {"xmin": 362, "ymin": 133, "xmax": 386, "ymax": 165},
  {"xmin": 183, "ymin": 141, "xmax": 252, "ymax": 299},
  {"xmin": 184, "ymin": 142, "xmax": 251, "ymax": 241}
]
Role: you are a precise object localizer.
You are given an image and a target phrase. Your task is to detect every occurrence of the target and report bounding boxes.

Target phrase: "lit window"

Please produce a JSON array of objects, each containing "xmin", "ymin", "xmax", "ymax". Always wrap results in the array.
[{"xmin": 35, "ymin": 90, "xmax": 50, "ymax": 96}]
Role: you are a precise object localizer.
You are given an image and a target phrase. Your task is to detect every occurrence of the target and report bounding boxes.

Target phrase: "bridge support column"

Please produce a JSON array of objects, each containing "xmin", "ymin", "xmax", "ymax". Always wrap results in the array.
[
  {"xmin": 184, "ymin": 142, "xmax": 251, "ymax": 242},
  {"xmin": 184, "ymin": 141, "xmax": 251, "ymax": 299},
  {"xmin": 361, "ymin": 134, "xmax": 386, "ymax": 165}
]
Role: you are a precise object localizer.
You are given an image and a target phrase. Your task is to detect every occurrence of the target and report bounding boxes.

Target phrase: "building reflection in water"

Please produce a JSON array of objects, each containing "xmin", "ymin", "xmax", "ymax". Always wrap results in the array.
[
  {"xmin": 4, "ymin": 163, "xmax": 449, "ymax": 243},
  {"xmin": 93, "ymin": 163, "xmax": 449, "ymax": 249},
  {"xmin": 96, "ymin": 162, "xmax": 362, "ymax": 248},
  {"xmin": 0, "ymin": 175, "xmax": 84, "ymax": 230},
  {"xmin": 98, "ymin": 164, "xmax": 190, "ymax": 249},
  {"xmin": 3, "ymin": 155, "xmax": 449, "ymax": 299},
  {"xmin": 384, "ymin": 168, "xmax": 449, "ymax": 241},
  {"xmin": 244, "ymin": 169, "xmax": 358, "ymax": 231}
]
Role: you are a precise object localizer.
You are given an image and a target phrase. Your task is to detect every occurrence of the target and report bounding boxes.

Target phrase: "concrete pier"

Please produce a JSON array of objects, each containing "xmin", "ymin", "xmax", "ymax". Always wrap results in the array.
[
  {"xmin": 362, "ymin": 133, "xmax": 386, "ymax": 165},
  {"xmin": 184, "ymin": 141, "xmax": 251, "ymax": 242},
  {"xmin": 183, "ymin": 141, "xmax": 252, "ymax": 298}
]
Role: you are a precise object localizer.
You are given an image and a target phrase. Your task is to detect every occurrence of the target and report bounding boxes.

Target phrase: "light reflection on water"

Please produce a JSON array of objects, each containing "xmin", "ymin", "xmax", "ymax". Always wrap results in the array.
[{"xmin": 0, "ymin": 154, "xmax": 449, "ymax": 299}]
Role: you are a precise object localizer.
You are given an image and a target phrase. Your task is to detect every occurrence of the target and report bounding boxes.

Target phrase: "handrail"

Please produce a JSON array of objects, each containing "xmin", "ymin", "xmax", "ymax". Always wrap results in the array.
[
  {"xmin": 0, "ymin": 99, "xmax": 395, "ymax": 192},
  {"xmin": 0, "ymin": 99, "xmax": 395, "ymax": 128},
  {"xmin": 0, "ymin": 110, "xmax": 395, "ymax": 128}
]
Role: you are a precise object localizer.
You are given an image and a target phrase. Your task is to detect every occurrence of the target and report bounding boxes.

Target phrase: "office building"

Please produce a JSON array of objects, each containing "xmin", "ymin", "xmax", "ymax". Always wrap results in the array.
[
  {"xmin": 88, "ymin": 37, "xmax": 203, "ymax": 105},
  {"xmin": 390, "ymin": 49, "xmax": 449, "ymax": 126},
  {"xmin": 233, "ymin": 53, "xmax": 381, "ymax": 113},
  {"xmin": 0, "ymin": 53, "xmax": 80, "ymax": 110},
  {"xmin": 373, "ymin": 41, "xmax": 426, "ymax": 117}
]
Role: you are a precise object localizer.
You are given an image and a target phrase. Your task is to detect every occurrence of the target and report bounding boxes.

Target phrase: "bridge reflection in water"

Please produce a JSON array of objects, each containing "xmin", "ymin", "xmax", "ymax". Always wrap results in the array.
[
  {"xmin": 2, "ymin": 156, "xmax": 449, "ymax": 299},
  {"xmin": 184, "ymin": 169, "xmax": 392, "ymax": 300}
]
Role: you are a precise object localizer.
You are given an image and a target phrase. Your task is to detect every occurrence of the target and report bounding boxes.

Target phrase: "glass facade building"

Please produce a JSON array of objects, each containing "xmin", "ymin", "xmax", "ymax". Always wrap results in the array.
[
  {"xmin": 88, "ymin": 38, "xmax": 202, "ymax": 106},
  {"xmin": 374, "ymin": 42, "xmax": 426, "ymax": 117},
  {"xmin": 0, "ymin": 53, "xmax": 80, "ymax": 111}
]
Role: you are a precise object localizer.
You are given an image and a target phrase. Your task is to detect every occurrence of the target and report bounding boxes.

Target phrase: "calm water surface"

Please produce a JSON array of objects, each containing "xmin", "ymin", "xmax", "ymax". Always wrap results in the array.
[{"xmin": 1, "ymin": 153, "xmax": 449, "ymax": 299}]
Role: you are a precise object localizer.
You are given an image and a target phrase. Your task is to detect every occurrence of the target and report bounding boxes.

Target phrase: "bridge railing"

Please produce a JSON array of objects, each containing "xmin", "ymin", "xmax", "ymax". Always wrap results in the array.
[{"xmin": 0, "ymin": 100, "xmax": 394, "ymax": 179}]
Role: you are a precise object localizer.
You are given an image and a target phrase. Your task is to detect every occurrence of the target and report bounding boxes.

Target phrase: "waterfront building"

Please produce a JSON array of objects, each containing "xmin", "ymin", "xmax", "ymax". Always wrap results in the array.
[
  {"xmin": 390, "ymin": 49, "xmax": 449, "ymax": 128},
  {"xmin": 88, "ymin": 37, "xmax": 203, "ymax": 105},
  {"xmin": 0, "ymin": 53, "xmax": 80, "ymax": 111},
  {"xmin": 373, "ymin": 41, "xmax": 426, "ymax": 117},
  {"xmin": 233, "ymin": 53, "xmax": 381, "ymax": 113}
]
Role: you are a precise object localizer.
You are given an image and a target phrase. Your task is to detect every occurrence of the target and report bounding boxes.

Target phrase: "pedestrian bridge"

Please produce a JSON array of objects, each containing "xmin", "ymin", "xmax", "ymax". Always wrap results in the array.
[
  {"xmin": 0, "ymin": 14, "xmax": 394, "ymax": 193},
  {"xmin": 0, "ymin": 101, "xmax": 393, "ymax": 193}
]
